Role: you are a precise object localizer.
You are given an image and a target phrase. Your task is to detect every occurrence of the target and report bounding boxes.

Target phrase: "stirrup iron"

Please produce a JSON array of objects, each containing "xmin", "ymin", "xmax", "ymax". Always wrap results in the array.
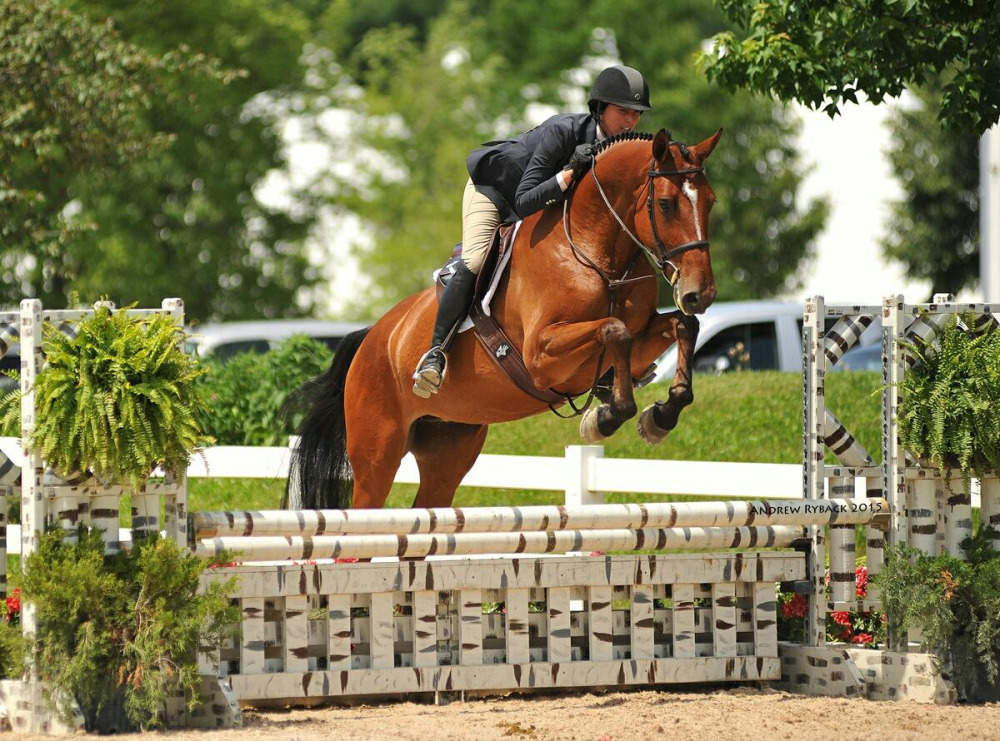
[{"xmin": 412, "ymin": 346, "xmax": 448, "ymax": 398}]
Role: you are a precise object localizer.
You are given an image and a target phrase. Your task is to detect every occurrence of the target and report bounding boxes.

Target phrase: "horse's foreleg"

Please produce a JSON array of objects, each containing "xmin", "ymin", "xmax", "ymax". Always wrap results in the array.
[
  {"xmin": 635, "ymin": 311, "xmax": 700, "ymax": 445},
  {"xmin": 526, "ymin": 317, "xmax": 636, "ymax": 442}
]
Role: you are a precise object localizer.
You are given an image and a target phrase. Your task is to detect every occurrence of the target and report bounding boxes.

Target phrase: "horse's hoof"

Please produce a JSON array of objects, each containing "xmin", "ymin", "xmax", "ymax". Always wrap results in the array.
[
  {"xmin": 579, "ymin": 407, "xmax": 607, "ymax": 443},
  {"xmin": 637, "ymin": 405, "xmax": 669, "ymax": 445}
]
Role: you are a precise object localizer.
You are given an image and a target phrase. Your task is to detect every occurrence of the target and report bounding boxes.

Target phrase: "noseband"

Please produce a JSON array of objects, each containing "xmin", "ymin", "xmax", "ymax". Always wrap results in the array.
[{"xmin": 563, "ymin": 152, "xmax": 709, "ymax": 289}]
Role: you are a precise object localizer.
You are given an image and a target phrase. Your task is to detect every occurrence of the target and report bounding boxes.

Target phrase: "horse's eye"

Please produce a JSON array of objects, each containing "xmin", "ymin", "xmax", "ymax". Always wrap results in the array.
[{"xmin": 658, "ymin": 197, "xmax": 676, "ymax": 216}]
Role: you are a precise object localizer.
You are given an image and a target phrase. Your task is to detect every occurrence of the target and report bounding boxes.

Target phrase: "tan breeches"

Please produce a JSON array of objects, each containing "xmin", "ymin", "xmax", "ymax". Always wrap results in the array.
[{"xmin": 461, "ymin": 178, "xmax": 501, "ymax": 274}]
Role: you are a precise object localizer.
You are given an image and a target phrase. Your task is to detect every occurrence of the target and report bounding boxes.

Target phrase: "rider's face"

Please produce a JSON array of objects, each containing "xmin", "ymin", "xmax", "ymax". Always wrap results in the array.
[{"xmin": 600, "ymin": 104, "xmax": 642, "ymax": 136}]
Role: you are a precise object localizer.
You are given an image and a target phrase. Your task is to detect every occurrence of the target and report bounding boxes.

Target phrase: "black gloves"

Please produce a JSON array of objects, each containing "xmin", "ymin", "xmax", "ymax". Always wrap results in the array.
[{"xmin": 568, "ymin": 143, "xmax": 595, "ymax": 182}]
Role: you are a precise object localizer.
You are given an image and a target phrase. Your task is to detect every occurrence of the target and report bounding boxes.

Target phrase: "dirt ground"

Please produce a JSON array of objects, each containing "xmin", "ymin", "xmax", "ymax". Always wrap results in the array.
[{"xmin": 6, "ymin": 685, "xmax": 1000, "ymax": 740}]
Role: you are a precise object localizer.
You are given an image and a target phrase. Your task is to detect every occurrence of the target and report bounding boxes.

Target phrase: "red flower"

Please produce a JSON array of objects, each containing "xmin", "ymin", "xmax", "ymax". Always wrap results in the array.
[
  {"xmin": 830, "ymin": 610, "xmax": 851, "ymax": 627},
  {"xmin": 781, "ymin": 593, "xmax": 808, "ymax": 618},
  {"xmin": 855, "ymin": 566, "xmax": 868, "ymax": 598},
  {"xmin": 5, "ymin": 588, "xmax": 20, "ymax": 618},
  {"xmin": 850, "ymin": 632, "xmax": 874, "ymax": 645},
  {"xmin": 836, "ymin": 628, "xmax": 852, "ymax": 642}
]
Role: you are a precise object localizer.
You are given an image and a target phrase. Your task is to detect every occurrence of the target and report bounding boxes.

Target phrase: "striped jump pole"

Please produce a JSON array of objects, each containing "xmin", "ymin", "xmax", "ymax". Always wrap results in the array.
[
  {"xmin": 194, "ymin": 524, "xmax": 806, "ymax": 561},
  {"xmin": 818, "ymin": 307, "xmax": 880, "ymax": 605},
  {"xmin": 190, "ymin": 498, "xmax": 886, "ymax": 540},
  {"xmin": 827, "ymin": 477, "xmax": 858, "ymax": 604},
  {"xmin": 823, "ymin": 313, "xmax": 873, "ymax": 368}
]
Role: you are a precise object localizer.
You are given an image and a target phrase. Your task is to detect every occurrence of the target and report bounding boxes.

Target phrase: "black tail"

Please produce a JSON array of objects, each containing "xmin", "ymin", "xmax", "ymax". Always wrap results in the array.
[{"xmin": 285, "ymin": 327, "xmax": 371, "ymax": 509}]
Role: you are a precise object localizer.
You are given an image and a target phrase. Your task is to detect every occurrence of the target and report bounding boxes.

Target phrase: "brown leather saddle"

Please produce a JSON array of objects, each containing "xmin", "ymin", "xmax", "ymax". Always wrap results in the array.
[{"xmin": 436, "ymin": 225, "xmax": 567, "ymax": 404}]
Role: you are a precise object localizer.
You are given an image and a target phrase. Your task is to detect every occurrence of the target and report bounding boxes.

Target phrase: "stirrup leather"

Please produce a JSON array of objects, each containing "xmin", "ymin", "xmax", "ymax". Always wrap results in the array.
[{"xmin": 411, "ymin": 346, "xmax": 448, "ymax": 398}]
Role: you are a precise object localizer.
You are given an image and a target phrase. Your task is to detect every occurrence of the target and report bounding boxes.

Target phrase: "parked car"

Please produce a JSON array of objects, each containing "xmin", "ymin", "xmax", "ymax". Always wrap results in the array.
[
  {"xmin": 649, "ymin": 300, "xmax": 881, "ymax": 383},
  {"xmin": 187, "ymin": 319, "xmax": 368, "ymax": 361}
]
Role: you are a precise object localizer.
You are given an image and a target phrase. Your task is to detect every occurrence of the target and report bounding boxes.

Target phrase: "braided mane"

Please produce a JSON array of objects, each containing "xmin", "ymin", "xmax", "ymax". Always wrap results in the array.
[
  {"xmin": 593, "ymin": 130, "xmax": 655, "ymax": 156},
  {"xmin": 594, "ymin": 129, "xmax": 693, "ymax": 163}
]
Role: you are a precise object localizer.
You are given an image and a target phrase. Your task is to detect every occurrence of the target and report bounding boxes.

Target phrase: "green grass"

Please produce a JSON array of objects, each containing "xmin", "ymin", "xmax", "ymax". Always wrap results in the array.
[{"xmin": 187, "ymin": 371, "xmax": 884, "ymax": 512}]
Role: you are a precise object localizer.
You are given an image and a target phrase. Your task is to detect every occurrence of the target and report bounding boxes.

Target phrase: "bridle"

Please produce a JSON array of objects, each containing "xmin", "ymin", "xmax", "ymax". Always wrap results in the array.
[
  {"xmin": 551, "ymin": 143, "xmax": 710, "ymax": 417},
  {"xmin": 562, "ymin": 149, "xmax": 710, "ymax": 290}
]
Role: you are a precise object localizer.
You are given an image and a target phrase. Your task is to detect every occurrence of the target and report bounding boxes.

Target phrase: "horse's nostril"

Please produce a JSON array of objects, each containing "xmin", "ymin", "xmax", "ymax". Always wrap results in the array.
[{"xmin": 682, "ymin": 291, "xmax": 699, "ymax": 308}]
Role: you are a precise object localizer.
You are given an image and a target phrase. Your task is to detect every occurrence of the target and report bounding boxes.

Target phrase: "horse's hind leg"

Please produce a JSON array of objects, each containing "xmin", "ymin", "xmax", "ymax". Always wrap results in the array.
[
  {"xmin": 347, "ymin": 417, "xmax": 410, "ymax": 509},
  {"xmin": 409, "ymin": 419, "xmax": 488, "ymax": 507}
]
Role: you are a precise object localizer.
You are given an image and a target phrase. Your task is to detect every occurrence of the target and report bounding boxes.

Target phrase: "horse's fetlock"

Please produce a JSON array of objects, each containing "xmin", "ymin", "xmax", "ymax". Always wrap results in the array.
[
  {"xmin": 618, "ymin": 400, "xmax": 638, "ymax": 420},
  {"xmin": 669, "ymin": 384, "xmax": 693, "ymax": 407}
]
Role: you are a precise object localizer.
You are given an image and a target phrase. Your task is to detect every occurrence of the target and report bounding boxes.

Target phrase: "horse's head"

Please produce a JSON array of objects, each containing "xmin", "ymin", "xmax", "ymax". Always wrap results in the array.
[{"xmin": 647, "ymin": 128, "xmax": 722, "ymax": 315}]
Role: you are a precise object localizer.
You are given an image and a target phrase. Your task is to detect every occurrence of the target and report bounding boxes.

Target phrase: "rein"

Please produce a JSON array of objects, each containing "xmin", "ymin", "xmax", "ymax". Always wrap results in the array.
[{"xmin": 550, "ymin": 145, "xmax": 710, "ymax": 417}]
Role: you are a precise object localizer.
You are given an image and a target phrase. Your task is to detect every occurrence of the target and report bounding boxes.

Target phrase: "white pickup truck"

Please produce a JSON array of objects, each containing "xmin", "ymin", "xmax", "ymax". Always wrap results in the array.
[{"xmin": 650, "ymin": 300, "xmax": 881, "ymax": 383}]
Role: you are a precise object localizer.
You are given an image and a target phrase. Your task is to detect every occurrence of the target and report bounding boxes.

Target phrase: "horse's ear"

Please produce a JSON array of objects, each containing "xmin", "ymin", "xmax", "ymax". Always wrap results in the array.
[
  {"xmin": 692, "ymin": 128, "xmax": 723, "ymax": 161},
  {"xmin": 652, "ymin": 129, "xmax": 670, "ymax": 162}
]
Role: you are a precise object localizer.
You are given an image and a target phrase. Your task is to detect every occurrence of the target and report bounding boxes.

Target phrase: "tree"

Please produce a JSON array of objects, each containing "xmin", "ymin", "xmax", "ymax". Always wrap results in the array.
[
  {"xmin": 61, "ymin": 1, "xmax": 318, "ymax": 321},
  {"xmin": 702, "ymin": 0, "xmax": 1000, "ymax": 133},
  {"xmin": 882, "ymin": 84, "xmax": 980, "ymax": 295},
  {"xmin": 0, "ymin": 1, "xmax": 320, "ymax": 321},
  {"xmin": 309, "ymin": 6, "xmax": 510, "ymax": 311},
  {"xmin": 0, "ymin": 0, "xmax": 227, "ymax": 300},
  {"xmin": 314, "ymin": 0, "xmax": 828, "ymax": 315}
]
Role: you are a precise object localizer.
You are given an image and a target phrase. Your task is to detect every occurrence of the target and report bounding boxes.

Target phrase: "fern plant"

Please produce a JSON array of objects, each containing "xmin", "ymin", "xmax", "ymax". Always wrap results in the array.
[
  {"xmin": 0, "ymin": 306, "xmax": 210, "ymax": 487},
  {"xmin": 897, "ymin": 314, "xmax": 1000, "ymax": 477}
]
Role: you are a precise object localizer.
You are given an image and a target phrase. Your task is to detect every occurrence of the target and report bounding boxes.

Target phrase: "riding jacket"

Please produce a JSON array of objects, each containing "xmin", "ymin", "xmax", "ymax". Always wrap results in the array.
[{"xmin": 466, "ymin": 113, "xmax": 598, "ymax": 223}]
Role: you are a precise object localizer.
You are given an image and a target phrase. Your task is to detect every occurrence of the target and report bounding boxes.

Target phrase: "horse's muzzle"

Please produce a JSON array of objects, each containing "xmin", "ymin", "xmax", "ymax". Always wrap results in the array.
[{"xmin": 674, "ymin": 282, "xmax": 716, "ymax": 316}]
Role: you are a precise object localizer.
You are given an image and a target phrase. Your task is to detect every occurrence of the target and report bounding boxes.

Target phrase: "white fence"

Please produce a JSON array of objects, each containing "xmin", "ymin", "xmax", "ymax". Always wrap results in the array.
[
  {"xmin": 2, "ymin": 436, "xmax": 981, "ymax": 524},
  {"xmin": 184, "ymin": 442, "xmax": 804, "ymax": 503}
]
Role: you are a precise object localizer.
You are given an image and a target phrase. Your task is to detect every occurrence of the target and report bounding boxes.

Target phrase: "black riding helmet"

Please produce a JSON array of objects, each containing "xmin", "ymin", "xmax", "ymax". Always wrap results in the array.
[{"xmin": 587, "ymin": 65, "xmax": 651, "ymax": 113}]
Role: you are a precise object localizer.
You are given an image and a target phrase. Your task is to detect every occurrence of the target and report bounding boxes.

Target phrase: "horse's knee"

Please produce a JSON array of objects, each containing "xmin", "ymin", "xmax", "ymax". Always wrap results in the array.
[{"xmin": 599, "ymin": 318, "xmax": 631, "ymax": 346}]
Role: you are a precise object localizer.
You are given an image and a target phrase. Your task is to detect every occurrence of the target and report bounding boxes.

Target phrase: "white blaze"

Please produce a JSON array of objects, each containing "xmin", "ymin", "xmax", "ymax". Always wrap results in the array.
[{"xmin": 682, "ymin": 179, "xmax": 702, "ymax": 240}]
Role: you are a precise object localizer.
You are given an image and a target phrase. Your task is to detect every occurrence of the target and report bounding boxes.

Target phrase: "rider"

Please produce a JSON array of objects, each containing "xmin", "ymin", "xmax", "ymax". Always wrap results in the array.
[{"xmin": 412, "ymin": 64, "xmax": 652, "ymax": 398}]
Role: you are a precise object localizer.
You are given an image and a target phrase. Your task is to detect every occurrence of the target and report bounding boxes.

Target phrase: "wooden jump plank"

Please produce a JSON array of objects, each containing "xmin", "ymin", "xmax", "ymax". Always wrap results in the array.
[
  {"xmin": 227, "ymin": 656, "xmax": 782, "ymax": 700},
  {"xmin": 459, "ymin": 589, "xmax": 483, "ymax": 666},
  {"xmin": 712, "ymin": 583, "xmax": 737, "ymax": 658},
  {"xmin": 588, "ymin": 585, "xmax": 612, "ymax": 662},
  {"xmin": 369, "ymin": 592, "xmax": 394, "ymax": 670},
  {"xmin": 240, "ymin": 597, "xmax": 266, "ymax": 675},
  {"xmin": 547, "ymin": 587, "xmax": 571, "ymax": 664},
  {"xmin": 753, "ymin": 582, "xmax": 778, "ymax": 658},
  {"xmin": 284, "ymin": 595, "xmax": 309, "ymax": 674},
  {"xmin": 327, "ymin": 593, "xmax": 351, "ymax": 670},
  {"xmin": 630, "ymin": 585, "xmax": 654, "ymax": 660},
  {"xmin": 671, "ymin": 584, "xmax": 695, "ymax": 659},
  {"xmin": 202, "ymin": 553, "xmax": 805, "ymax": 599},
  {"xmin": 412, "ymin": 590, "xmax": 437, "ymax": 668},
  {"xmin": 505, "ymin": 588, "xmax": 529, "ymax": 664}
]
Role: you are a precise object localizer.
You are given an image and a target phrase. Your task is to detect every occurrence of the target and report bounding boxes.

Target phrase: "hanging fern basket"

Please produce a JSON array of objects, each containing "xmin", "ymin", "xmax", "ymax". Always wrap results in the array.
[
  {"xmin": 29, "ymin": 306, "xmax": 209, "ymax": 488},
  {"xmin": 897, "ymin": 313, "xmax": 1000, "ymax": 479}
]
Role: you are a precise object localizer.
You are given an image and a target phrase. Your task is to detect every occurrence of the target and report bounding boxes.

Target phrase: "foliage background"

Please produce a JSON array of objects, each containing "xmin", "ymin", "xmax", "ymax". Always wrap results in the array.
[
  {"xmin": 2, "ymin": 0, "xmax": 832, "ymax": 321},
  {"xmin": 2, "ymin": 0, "xmax": 987, "ymax": 317}
]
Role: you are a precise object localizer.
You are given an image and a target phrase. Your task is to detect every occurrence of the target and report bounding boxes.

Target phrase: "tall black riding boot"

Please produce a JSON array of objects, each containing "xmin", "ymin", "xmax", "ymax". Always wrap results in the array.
[{"xmin": 412, "ymin": 261, "xmax": 478, "ymax": 398}]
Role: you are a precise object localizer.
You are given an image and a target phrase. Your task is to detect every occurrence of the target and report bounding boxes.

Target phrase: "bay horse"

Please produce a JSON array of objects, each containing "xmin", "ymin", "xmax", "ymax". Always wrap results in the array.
[{"xmin": 290, "ymin": 127, "xmax": 722, "ymax": 509}]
